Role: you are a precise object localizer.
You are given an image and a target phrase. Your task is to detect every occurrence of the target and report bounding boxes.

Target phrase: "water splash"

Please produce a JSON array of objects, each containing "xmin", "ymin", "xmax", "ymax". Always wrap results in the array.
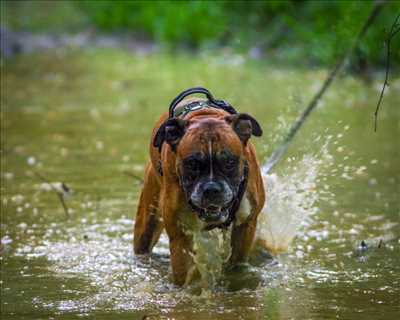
[
  {"xmin": 16, "ymin": 219, "xmax": 187, "ymax": 312},
  {"xmin": 191, "ymin": 228, "xmax": 231, "ymax": 288},
  {"xmin": 257, "ymin": 138, "xmax": 335, "ymax": 255},
  {"xmin": 11, "ymin": 126, "xmax": 387, "ymax": 314},
  {"xmin": 185, "ymin": 137, "xmax": 335, "ymax": 288}
]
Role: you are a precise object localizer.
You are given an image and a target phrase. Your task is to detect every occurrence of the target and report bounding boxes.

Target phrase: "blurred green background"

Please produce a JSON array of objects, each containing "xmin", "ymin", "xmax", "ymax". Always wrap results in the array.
[{"xmin": 1, "ymin": 0, "xmax": 399, "ymax": 68}]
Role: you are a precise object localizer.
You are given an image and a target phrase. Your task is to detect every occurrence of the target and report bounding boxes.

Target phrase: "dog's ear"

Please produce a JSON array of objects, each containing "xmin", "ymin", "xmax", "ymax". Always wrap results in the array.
[
  {"xmin": 225, "ymin": 113, "xmax": 262, "ymax": 145},
  {"xmin": 153, "ymin": 118, "xmax": 188, "ymax": 152}
]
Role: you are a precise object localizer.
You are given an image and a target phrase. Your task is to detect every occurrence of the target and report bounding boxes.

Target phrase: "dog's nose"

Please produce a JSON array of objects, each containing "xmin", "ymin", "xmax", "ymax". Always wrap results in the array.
[{"xmin": 203, "ymin": 181, "xmax": 222, "ymax": 199}]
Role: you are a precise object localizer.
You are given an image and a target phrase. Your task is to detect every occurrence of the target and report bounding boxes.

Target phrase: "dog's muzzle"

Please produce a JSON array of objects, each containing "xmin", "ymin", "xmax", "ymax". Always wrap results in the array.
[
  {"xmin": 189, "ymin": 200, "xmax": 232, "ymax": 224},
  {"xmin": 188, "ymin": 180, "xmax": 234, "ymax": 224}
]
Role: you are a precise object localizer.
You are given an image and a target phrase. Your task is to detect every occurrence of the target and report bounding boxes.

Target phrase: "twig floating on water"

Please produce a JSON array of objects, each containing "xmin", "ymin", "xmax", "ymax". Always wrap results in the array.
[
  {"xmin": 374, "ymin": 13, "xmax": 400, "ymax": 132},
  {"xmin": 122, "ymin": 170, "xmax": 144, "ymax": 184},
  {"xmin": 33, "ymin": 170, "xmax": 70, "ymax": 219}
]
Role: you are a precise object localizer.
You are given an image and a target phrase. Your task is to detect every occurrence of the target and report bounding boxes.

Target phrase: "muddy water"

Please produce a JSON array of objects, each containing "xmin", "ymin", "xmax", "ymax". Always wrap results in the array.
[{"xmin": 1, "ymin": 50, "xmax": 399, "ymax": 319}]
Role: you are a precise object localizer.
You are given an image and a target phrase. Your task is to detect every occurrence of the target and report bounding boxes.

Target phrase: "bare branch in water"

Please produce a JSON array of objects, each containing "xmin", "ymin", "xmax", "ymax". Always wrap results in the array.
[
  {"xmin": 374, "ymin": 13, "xmax": 400, "ymax": 132},
  {"xmin": 264, "ymin": 2, "xmax": 385, "ymax": 174},
  {"xmin": 33, "ymin": 170, "xmax": 70, "ymax": 218},
  {"xmin": 122, "ymin": 170, "xmax": 144, "ymax": 184}
]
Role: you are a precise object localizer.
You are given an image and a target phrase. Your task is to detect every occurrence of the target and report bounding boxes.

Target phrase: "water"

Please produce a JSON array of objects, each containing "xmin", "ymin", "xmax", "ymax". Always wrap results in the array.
[{"xmin": 1, "ymin": 50, "xmax": 399, "ymax": 319}]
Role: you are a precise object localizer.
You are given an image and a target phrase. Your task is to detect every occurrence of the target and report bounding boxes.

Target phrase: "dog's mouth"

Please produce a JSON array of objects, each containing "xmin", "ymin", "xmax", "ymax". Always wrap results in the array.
[{"xmin": 189, "ymin": 202, "xmax": 232, "ymax": 224}]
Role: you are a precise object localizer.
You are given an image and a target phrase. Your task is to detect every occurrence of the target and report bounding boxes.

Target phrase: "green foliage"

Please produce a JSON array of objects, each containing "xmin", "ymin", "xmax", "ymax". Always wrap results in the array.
[
  {"xmin": 297, "ymin": 1, "xmax": 397, "ymax": 68},
  {"xmin": 78, "ymin": 0, "xmax": 399, "ymax": 67},
  {"xmin": 1, "ymin": 0, "xmax": 88, "ymax": 32},
  {"xmin": 2, "ymin": 0, "xmax": 399, "ymax": 67},
  {"xmin": 79, "ymin": 0, "xmax": 227, "ymax": 46}
]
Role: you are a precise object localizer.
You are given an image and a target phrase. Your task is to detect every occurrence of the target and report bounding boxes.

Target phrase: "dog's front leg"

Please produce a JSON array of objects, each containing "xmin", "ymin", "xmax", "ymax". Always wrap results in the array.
[
  {"xmin": 230, "ymin": 213, "xmax": 258, "ymax": 264},
  {"xmin": 134, "ymin": 163, "xmax": 163, "ymax": 254},
  {"xmin": 230, "ymin": 164, "xmax": 265, "ymax": 264},
  {"xmin": 161, "ymin": 184, "xmax": 193, "ymax": 286},
  {"xmin": 169, "ymin": 234, "xmax": 194, "ymax": 286}
]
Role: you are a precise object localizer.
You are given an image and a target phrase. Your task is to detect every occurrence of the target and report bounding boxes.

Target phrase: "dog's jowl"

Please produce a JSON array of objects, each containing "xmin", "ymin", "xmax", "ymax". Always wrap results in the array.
[{"xmin": 133, "ymin": 88, "xmax": 265, "ymax": 286}]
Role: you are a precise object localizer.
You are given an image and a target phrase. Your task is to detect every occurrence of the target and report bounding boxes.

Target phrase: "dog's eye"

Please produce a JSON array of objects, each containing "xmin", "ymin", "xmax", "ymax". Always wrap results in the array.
[
  {"xmin": 224, "ymin": 158, "xmax": 238, "ymax": 171},
  {"xmin": 185, "ymin": 159, "xmax": 201, "ymax": 172}
]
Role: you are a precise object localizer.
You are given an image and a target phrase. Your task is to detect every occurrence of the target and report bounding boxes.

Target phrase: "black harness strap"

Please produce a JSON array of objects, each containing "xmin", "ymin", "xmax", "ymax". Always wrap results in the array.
[{"xmin": 169, "ymin": 87, "xmax": 237, "ymax": 118}]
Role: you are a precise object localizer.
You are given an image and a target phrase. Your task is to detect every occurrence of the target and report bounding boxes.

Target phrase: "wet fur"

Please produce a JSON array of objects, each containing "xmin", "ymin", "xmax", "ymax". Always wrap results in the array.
[{"xmin": 134, "ymin": 104, "xmax": 265, "ymax": 286}]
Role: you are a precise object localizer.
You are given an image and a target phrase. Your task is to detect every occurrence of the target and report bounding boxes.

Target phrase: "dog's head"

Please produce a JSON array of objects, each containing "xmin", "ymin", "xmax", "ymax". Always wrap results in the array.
[{"xmin": 154, "ymin": 113, "xmax": 262, "ymax": 225}]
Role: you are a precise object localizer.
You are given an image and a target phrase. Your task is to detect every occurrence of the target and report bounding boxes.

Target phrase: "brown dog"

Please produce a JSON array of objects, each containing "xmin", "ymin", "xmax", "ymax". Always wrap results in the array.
[{"xmin": 134, "ymin": 88, "xmax": 265, "ymax": 285}]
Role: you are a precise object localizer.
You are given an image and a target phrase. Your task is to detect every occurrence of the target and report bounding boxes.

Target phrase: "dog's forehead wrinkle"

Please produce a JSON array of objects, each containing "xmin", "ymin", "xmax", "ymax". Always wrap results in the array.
[
  {"xmin": 178, "ymin": 119, "xmax": 243, "ymax": 159},
  {"xmin": 188, "ymin": 118, "xmax": 229, "ymax": 132}
]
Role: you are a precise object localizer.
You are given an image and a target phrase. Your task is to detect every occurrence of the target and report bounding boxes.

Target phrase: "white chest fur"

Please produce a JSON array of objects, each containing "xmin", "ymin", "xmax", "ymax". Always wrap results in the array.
[{"xmin": 235, "ymin": 193, "xmax": 252, "ymax": 225}]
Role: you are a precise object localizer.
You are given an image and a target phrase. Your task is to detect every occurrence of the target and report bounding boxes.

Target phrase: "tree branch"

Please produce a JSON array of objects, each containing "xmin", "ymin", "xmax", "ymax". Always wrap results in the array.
[
  {"xmin": 264, "ymin": 2, "xmax": 386, "ymax": 174},
  {"xmin": 33, "ymin": 170, "xmax": 70, "ymax": 219},
  {"xmin": 374, "ymin": 13, "xmax": 400, "ymax": 132}
]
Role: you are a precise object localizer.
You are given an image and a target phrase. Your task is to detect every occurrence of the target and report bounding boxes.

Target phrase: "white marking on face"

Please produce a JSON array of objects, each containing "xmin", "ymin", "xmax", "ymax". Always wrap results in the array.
[{"xmin": 209, "ymin": 140, "xmax": 214, "ymax": 179}]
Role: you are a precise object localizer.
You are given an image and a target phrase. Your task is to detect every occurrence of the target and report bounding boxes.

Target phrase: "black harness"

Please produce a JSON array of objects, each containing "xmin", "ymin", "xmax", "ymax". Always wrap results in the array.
[
  {"xmin": 169, "ymin": 87, "xmax": 237, "ymax": 118},
  {"xmin": 166, "ymin": 87, "xmax": 247, "ymax": 231}
]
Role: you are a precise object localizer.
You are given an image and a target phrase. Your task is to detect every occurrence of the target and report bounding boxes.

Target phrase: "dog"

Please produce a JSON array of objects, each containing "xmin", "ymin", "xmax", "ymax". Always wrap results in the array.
[{"xmin": 134, "ymin": 87, "xmax": 265, "ymax": 285}]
